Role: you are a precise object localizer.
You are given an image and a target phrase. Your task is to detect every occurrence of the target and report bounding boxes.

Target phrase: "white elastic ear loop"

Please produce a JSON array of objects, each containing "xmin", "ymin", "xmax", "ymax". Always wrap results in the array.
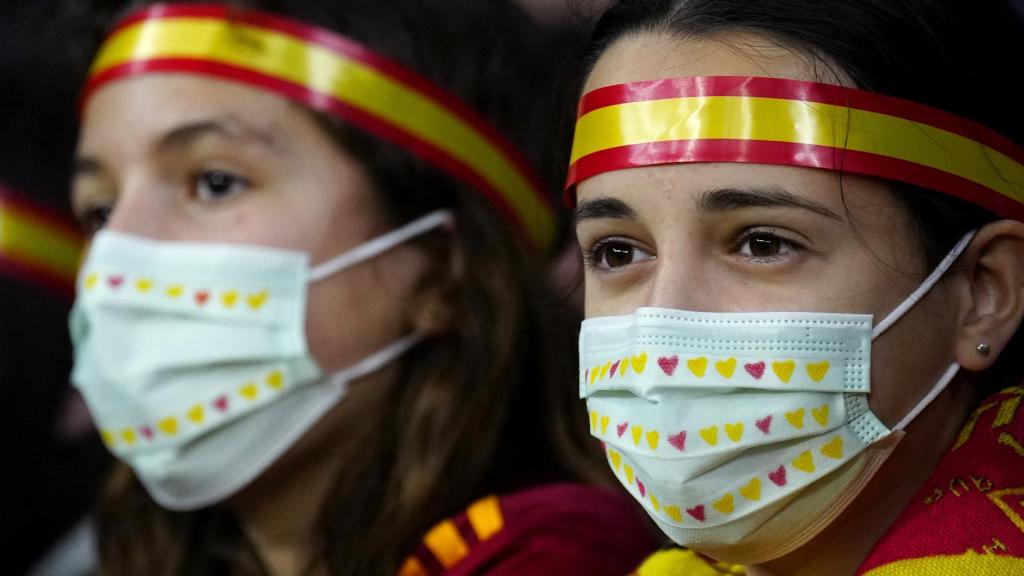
[
  {"xmin": 891, "ymin": 362, "xmax": 961, "ymax": 431},
  {"xmin": 870, "ymin": 231, "xmax": 976, "ymax": 432},
  {"xmin": 325, "ymin": 333, "xmax": 423, "ymax": 390},
  {"xmin": 871, "ymin": 230, "xmax": 977, "ymax": 339},
  {"xmin": 308, "ymin": 209, "xmax": 454, "ymax": 283}
]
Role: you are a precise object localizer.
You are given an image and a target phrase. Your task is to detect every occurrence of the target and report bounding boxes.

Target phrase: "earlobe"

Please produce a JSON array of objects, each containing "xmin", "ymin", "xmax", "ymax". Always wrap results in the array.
[{"xmin": 954, "ymin": 220, "xmax": 1024, "ymax": 371}]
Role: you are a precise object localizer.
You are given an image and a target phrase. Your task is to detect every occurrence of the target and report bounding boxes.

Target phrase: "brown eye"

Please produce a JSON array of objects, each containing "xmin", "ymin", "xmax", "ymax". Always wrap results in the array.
[
  {"xmin": 78, "ymin": 204, "xmax": 113, "ymax": 234},
  {"xmin": 589, "ymin": 240, "xmax": 654, "ymax": 270},
  {"xmin": 192, "ymin": 170, "xmax": 248, "ymax": 202},
  {"xmin": 736, "ymin": 229, "xmax": 801, "ymax": 262},
  {"xmin": 748, "ymin": 234, "xmax": 782, "ymax": 257},
  {"xmin": 603, "ymin": 244, "xmax": 635, "ymax": 268}
]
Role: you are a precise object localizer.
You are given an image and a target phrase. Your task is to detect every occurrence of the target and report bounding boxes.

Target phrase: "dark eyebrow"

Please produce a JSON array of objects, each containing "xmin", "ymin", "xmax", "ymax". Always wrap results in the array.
[
  {"xmin": 575, "ymin": 197, "xmax": 637, "ymax": 223},
  {"xmin": 696, "ymin": 186, "xmax": 842, "ymax": 220},
  {"xmin": 72, "ymin": 117, "xmax": 281, "ymax": 181},
  {"xmin": 155, "ymin": 117, "xmax": 281, "ymax": 155}
]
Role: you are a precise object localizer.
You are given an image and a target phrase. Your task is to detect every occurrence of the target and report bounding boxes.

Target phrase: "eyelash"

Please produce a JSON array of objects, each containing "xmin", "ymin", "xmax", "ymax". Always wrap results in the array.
[
  {"xmin": 77, "ymin": 204, "xmax": 113, "ymax": 235},
  {"xmin": 581, "ymin": 227, "xmax": 805, "ymax": 272},
  {"xmin": 188, "ymin": 169, "xmax": 251, "ymax": 203},
  {"xmin": 581, "ymin": 237, "xmax": 654, "ymax": 272},
  {"xmin": 732, "ymin": 227, "xmax": 804, "ymax": 263}
]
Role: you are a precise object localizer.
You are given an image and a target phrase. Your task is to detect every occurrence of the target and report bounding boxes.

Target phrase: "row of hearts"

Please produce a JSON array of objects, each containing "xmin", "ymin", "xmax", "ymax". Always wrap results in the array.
[
  {"xmin": 590, "ymin": 404, "xmax": 831, "ymax": 451},
  {"xmin": 83, "ymin": 273, "xmax": 271, "ymax": 310},
  {"xmin": 586, "ymin": 354, "xmax": 831, "ymax": 384},
  {"xmin": 605, "ymin": 435, "xmax": 845, "ymax": 522},
  {"xmin": 101, "ymin": 370, "xmax": 287, "ymax": 448}
]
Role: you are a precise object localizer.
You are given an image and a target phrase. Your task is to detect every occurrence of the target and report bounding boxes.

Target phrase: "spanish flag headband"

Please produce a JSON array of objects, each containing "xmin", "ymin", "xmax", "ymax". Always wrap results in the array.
[
  {"xmin": 82, "ymin": 4, "xmax": 555, "ymax": 251},
  {"xmin": 565, "ymin": 76, "xmax": 1024, "ymax": 220},
  {"xmin": 0, "ymin": 186, "xmax": 83, "ymax": 298}
]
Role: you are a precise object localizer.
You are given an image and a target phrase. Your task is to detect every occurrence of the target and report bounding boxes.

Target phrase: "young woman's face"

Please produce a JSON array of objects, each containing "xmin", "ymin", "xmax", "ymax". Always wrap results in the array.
[
  {"xmin": 575, "ymin": 32, "xmax": 963, "ymax": 427},
  {"xmin": 74, "ymin": 74, "xmax": 431, "ymax": 374}
]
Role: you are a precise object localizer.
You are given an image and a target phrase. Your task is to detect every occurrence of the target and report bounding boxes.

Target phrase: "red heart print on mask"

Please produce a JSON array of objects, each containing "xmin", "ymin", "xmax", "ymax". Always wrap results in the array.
[
  {"xmin": 658, "ymin": 355, "xmax": 679, "ymax": 376},
  {"xmin": 195, "ymin": 291, "xmax": 210, "ymax": 305},
  {"xmin": 744, "ymin": 361, "xmax": 766, "ymax": 379},
  {"xmin": 617, "ymin": 422, "xmax": 629, "ymax": 437},
  {"xmin": 769, "ymin": 465, "xmax": 788, "ymax": 487},
  {"xmin": 108, "ymin": 276, "xmax": 124, "ymax": 288},
  {"xmin": 686, "ymin": 505, "xmax": 706, "ymax": 522},
  {"xmin": 213, "ymin": 396, "xmax": 229, "ymax": 412},
  {"xmin": 637, "ymin": 478, "xmax": 647, "ymax": 497},
  {"xmin": 668, "ymin": 431, "xmax": 687, "ymax": 452},
  {"xmin": 756, "ymin": 415, "xmax": 773, "ymax": 434}
]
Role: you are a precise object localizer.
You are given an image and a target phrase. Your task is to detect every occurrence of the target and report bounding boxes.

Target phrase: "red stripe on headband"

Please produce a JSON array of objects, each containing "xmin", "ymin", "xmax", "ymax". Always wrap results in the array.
[
  {"xmin": 83, "ymin": 57, "xmax": 529, "ymax": 231},
  {"xmin": 567, "ymin": 139, "xmax": 1024, "ymax": 220},
  {"xmin": 93, "ymin": 4, "xmax": 552, "ymax": 215},
  {"xmin": 578, "ymin": 77, "xmax": 1024, "ymax": 168}
]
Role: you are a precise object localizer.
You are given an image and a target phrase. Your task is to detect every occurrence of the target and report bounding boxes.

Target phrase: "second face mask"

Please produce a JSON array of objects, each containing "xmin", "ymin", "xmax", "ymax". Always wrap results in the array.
[{"xmin": 71, "ymin": 210, "xmax": 451, "ymax": 510}]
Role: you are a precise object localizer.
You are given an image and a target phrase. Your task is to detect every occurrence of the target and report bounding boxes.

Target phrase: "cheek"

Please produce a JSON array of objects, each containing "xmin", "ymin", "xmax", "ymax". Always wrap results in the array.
[
  {"xmin": 303, "ymin": 268, "xmax": 403, "ymax": 373},
  {"xmin": 866, "ymin": 285, "xmax": 961, "ymax": 426},
  {"xmin": 302, "ymin": 249, "xmax": 427, "ymax": 373},
  {"xmin": 583, "ymin": 275, "xmax": 648, "ymax": 317}
]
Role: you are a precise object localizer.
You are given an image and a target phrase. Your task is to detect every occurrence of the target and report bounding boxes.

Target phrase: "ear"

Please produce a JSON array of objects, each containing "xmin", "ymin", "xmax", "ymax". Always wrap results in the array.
[
  {"xmin": 407, "ymin": 237, "xmax": 464, "ymax": 337},
  {"xmin": 953, "ymin": 220, "xmax": 1024, "ymax": 371}
]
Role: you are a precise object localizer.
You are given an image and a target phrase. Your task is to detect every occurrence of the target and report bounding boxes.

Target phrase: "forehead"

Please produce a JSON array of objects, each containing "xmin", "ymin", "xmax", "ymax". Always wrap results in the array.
[
  {"xmin": 584, "ymin": 31, "xmax": 828, "ymax": 94},
  {"xmin": 78, "ymin": 73, "xmax": 294, "ymax": 149}
]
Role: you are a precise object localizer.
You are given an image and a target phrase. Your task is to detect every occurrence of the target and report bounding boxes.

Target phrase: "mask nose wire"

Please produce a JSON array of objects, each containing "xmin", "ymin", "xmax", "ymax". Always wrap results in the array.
[
  {"xmin": 307, "ymin": 209, "xmax": 454, "ymax": 283},
  {"xmin": 871, "ymin": 230, "xmax": 977, "ymax": 340}
]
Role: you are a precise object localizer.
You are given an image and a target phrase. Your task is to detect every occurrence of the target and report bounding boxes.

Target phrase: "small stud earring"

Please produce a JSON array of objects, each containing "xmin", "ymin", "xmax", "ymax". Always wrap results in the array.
[{"xmin": 977, "ymin": 343, "xmax": 991, "ymax": 356}]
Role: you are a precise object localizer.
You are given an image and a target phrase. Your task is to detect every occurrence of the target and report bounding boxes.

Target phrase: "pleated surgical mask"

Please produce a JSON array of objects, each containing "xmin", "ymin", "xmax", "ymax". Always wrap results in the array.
[
  {"xmin": 71, "ymin": 210, "xmax": 451, "ymax": 510},
  {"xmin": 579, "ymin": 232, "xmax": 973, "ymax": 563}
]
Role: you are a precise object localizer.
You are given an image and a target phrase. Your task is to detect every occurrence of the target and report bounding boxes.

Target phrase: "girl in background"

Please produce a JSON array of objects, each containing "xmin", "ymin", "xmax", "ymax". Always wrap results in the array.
[{"xmin": 68, "ymin": 1, "xmax": 657, "ymax": 574}]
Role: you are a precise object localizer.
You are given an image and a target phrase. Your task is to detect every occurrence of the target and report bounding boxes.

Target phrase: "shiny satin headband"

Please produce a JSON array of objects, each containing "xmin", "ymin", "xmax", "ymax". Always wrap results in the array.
[
  {"xmin": 565, "ymin": 76, "xmax": 1024, "ymax": 219},
  {"xmin": 0, "ymin": 186, "xmax": 83, "ymax": 298},
  {"xmin": 82, "ymin": 4, "xmax": 555, "ymax": 251}
]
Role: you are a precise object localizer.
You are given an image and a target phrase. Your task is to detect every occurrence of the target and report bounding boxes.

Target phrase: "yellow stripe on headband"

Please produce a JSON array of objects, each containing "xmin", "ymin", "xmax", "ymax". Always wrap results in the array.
[
  {"xmin": 0, "ymin": 191, "xmax": 83, "ymax": 294},
  {"xmin": 571, "ymin": 96, "xmax": 1021, "ymax": 202},
  {"xmin": 565, "ymin": 77, "xmax": 1024, "ymax": 219},
  {"xmin": 85, "ymin": 5, "xmax": 555, "ymax": 250}
]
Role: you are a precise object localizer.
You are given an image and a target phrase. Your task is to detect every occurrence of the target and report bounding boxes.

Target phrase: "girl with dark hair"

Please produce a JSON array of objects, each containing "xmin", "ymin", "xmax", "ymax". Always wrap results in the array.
[
  {"xmin": 567, "ymin": 0, "xmax": 1024, "ymax": 574},
  {"xmin": 67, "ymin": 1, "xmax": 658, "ymax": 574}
]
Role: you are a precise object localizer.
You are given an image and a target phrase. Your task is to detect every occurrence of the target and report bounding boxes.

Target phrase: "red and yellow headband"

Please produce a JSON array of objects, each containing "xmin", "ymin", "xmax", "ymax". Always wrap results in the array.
[
  {"xmin": 565, "ymin": 76, "xmax": 1024, "ymax": 219},
  {"xmin": 82, "ymin": 4, "xmax": 555, "ymax": 251},
  {"xmin": 0, "ymin": 186, "xmax": 83, "ymax": 298}
]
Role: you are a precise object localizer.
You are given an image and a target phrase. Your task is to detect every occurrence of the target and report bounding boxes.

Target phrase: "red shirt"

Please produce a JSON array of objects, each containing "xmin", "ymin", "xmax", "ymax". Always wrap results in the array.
[{"xmin": 400, "ymin": 483, "xmax": 660, "ymax": 576}]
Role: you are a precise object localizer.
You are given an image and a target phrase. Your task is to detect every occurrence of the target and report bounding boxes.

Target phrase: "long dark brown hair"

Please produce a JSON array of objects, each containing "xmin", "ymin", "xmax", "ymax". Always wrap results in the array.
[{"xmin": 65, "ymin": 0, "xmax": 605, "ymax": 573}]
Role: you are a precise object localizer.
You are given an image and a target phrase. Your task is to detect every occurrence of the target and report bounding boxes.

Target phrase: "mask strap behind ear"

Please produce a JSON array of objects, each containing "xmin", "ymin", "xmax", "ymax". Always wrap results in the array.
[{"xmin": 871, "ymin": 230, "xmax": 977, "ymax": 340}]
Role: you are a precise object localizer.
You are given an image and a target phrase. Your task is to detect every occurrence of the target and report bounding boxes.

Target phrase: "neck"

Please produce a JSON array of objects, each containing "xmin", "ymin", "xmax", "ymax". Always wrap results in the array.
[
  {"xmin": 229, "ymin": 365, "xmax": 396, "ymax": 576},
  {"xmin": 232, "ymin": 455, "xmax": 339, "ymax": 576},
  {"xmin": 746, "ymin": 378, "xmax": 976, "ymax": 576}
]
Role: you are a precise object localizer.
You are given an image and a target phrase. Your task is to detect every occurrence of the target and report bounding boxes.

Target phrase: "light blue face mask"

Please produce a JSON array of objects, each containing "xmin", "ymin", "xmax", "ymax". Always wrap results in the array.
[
  {"xmin": 578, "ymin": 232, "xmax": 974, "ymax": 564},
  {"xmin": 70, "ymin": 210, "xmax": 452, "ymax": 510}
]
